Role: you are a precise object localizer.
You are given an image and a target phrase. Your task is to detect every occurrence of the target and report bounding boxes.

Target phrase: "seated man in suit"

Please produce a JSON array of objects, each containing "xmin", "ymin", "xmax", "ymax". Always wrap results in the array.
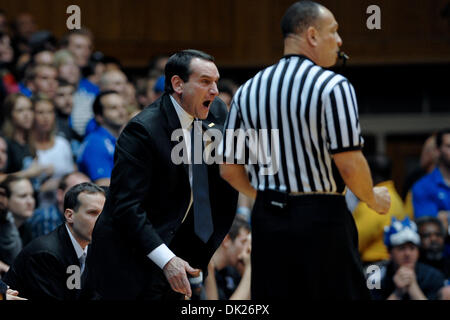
[
  {"xmin": 3, "ymin": 182, "xmax": 105, "ymax": 300},
  {"xmin": 84, "ymin": 49, "xmax": 238, "ymax": 300},
  {"xmin": 28, "ymin": 171, "xmax": 91, "ymax": 239}
]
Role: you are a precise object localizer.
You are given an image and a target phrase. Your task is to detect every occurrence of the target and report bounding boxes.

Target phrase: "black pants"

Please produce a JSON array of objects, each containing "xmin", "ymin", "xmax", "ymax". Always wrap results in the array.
[{"xmin": 250, "ymin": 191, "xmax": 371, "ymax": 300}]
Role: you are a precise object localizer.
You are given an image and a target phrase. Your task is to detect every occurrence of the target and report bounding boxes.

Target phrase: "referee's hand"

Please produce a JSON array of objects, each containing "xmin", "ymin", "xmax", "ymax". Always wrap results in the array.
[{"xmin": 369, "ymin": 186, "xmax": 391, "ymax": 215}]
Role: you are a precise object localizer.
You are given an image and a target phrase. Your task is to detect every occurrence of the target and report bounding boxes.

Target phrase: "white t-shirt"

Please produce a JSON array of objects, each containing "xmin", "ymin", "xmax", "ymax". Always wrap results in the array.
[{"xmin": 37, "ymin": 136, "xmax": 75, "ymax": 178}]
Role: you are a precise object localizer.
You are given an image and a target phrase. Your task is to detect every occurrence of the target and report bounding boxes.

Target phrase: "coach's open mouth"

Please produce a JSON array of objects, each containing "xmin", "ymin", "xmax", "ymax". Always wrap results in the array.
[{"xmin": 203, "ymin": 100, "xmax": 211, "ymax": 108}]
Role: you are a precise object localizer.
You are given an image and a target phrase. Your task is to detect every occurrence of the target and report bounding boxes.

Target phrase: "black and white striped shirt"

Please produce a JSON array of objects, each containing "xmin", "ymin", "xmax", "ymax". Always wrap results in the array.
[{"xmin": 219, "ymin": 54, "xmax": 364, "ymax": 194}]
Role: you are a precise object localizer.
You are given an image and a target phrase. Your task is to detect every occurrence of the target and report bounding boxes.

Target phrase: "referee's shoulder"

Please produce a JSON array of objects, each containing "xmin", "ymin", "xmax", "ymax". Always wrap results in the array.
[{"xmin": 316, "ymin": 67, "xmax": 354, "ymax": 95}]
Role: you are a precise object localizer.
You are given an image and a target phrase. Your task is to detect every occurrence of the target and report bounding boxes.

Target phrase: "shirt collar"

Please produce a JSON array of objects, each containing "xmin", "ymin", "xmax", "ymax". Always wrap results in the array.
[
  {"xmin": 97, "ymin": 126, "xmax": 117, "ymax": 142},
  {"xmin": 170, "ymin": 95, "xmax": 194, "ymax": 130},
  {"xmin": 65, "ymin": 223, "xmax": 88, "ymax": 259},
  {"xmin": 431, "ymin": 167, "xmax": 449, "ymax": 187}
]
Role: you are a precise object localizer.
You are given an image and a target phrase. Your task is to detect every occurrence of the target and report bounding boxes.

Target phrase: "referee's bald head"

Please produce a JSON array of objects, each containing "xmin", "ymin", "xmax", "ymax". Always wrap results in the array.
[{"xmin": 281, "ymin": 1, "xmax": 323, "ymax": 39}]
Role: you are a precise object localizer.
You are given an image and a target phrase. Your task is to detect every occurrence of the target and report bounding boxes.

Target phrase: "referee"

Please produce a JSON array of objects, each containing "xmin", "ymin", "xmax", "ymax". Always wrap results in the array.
[{"xmin": 219, "ymin": 1, "xmax": 391, "ymax": 299}]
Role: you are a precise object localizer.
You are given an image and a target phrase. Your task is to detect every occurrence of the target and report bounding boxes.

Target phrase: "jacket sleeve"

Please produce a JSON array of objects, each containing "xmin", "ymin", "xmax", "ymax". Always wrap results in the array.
[
  {"xmin": 4, "ymin": 252, "xmax": 68, "ymax": 300},
  {"xmin": 108, "ymin": 120, "xmax": 164, "ymax": 256}
]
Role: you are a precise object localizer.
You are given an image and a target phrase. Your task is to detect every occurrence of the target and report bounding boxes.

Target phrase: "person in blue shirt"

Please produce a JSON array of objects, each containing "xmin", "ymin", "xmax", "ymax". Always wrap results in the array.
[
  {"xmin": 77, "ymin": 90, "xmax": 128, "ymax": 186},
  {"xmin": 412, "ymin": 129, "xmax": 450, "ymax": 224},
  {"xmin": 413, "ymin": 129, "xmax": 450, "ymax": 258}
]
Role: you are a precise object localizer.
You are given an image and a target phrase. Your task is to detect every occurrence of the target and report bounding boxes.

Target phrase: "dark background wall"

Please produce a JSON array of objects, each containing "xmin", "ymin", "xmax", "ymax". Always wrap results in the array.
[{"xmin": 2, "ymin": 0, "xmax": 450, "ymax": 67}]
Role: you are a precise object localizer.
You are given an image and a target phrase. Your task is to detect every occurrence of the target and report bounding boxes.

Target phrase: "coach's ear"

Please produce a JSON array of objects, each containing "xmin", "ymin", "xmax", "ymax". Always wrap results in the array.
[
  {"xmin": 171, "ymin": 75, "xmax": 184, "ymax": 95},
  {"xmin": 306, "ymin": 25, "xmax": 319, "ymax": 47},
  {"xmin": 64, "ymin": 208, "xmax": 75, "ymax": 224}
]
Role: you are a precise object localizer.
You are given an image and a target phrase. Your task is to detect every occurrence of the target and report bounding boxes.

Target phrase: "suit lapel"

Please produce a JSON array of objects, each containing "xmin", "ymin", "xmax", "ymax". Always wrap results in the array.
[
  {"xmin": 160, "ymin": 94, "xmax": 190, "ymax": 182},
  {"xmin": 59, "ymin": 224, "xmax": 80, "ymax": 267}
]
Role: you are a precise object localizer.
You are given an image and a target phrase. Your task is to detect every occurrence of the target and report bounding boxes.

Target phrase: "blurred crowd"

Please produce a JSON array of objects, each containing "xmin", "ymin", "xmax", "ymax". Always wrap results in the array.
[{"xmin": 0, "ymin": 9, "xmax": 449, "ymax": 300}]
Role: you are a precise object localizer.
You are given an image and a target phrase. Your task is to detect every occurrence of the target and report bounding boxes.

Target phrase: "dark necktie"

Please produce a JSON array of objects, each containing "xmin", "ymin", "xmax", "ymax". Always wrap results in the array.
[
  {"xmin": 79, "ymin": 252, "xmax": 87, "ymax": 274},
  {"xmin": 191, "ymin": 120, "xmax": 214, "ymax": 243}
]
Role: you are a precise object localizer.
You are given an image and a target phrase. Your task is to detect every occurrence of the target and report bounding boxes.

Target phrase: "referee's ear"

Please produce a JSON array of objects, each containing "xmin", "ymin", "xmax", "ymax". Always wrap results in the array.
[{"xmin": 306, "ymin": 26, "xmax": 318, "ymax": 47}]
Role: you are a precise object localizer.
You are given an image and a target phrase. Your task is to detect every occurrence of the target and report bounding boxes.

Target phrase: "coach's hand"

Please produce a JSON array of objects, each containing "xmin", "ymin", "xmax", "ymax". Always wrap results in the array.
[
  {"xmin": 163, "ymin": 256, "xmax": 200, "ymax": 298},
  {"xmin": 369, "ymin": 186, "xmax": 391, "ymax": 215}
]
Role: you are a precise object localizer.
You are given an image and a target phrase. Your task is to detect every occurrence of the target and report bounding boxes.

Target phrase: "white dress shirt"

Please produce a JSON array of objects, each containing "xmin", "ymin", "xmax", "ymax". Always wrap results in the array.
[
  {"xmin": 147, "ymin": 95, "xmax": 195, "ymax": 269},
  {"xmin": 65, "ymin": 224, "xmax": 88, "ymax": 273}
]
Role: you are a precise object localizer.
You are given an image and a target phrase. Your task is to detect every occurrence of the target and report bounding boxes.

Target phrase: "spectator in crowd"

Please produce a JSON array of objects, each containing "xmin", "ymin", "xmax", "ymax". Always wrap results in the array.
[
  {"xmin": 0, "ymin": 31, "xmax": 14, "ymax": 65},
  {"xmin": 31, "ymin": 48, "xmax": 54, "ymax": 66},
  {"xmin": 29, "ymin": 30, "xmax": 57, "ymax": 55},
  {"xmin": 27, "ymin": 171, "xmax": 90, "ymax": 240},
  {"xmin": 99, "ymin": 69, "xmax": 127, "ymax": 97},
  {"xmin": 53, "ymin": 79, "xmax": 82, "ymax": 146},
  {"xmin": 0, "ymin": 31, "xmax": 18, "ymax": 102},
  {"xmin": 60, "ymin": 30, "xmax": 99, "ymax": 137},
  {"xmin": 1, "ymin": 176, "xmax": 35, "ymax": 248},
  {"xmin": 0, "ymin": 10, "xmax": 8, "ymax": 34},
  {"xmin": 54, "ymin": 49, "xmax": 100, "ymax": 102},
  {"xmin": 77, "ymin": 90, "xmax": 127, "ymax": 186},
  {"xmin": 17, "ymin": 63, "xmax": 34, "ymax": 98},
  {"xmin": 217, "ymin": 78, "xmax": 237, "ymax": 111},
  {"xmin": 412, "ymin": 129, "xmax": 450, "ymax": 237},
  {"xmin": 102, "ymin": 55, "xmax": 122, "ymax": 72},
  {"xmin": 54, "ymin": 49, "xmax": 80, "ymax": 87},
  {"xmin": 123, "ymin": 81, "xmax": 140, "ymax": 119},
  {"xmin": 31, "ymin": 64, "xmax": 58, "ymax": 99},
  {"xmin": 0, "ymin": 135, "xmax": 8, "ymax": 180},
  {"xmin": 3, "ymin": 182, "xmax": 105, "ymax": 300},
  {"xmin": 403, "ymin": 134, "xmax": 439, "ymax": 215},
  {"xmin": 135, "ymin": 75, "xmax": 164, "ymax": 109},
  {"xmin": 135, "ymin": 77, "xmax": 151, "ymax": 109},
  {"xmin": 85, "ymin": 51, "xmax": 106, "ymax": 87},
  {"xmin": 152, "ymin": 75, "xmax": 165, "ymax": 102},
  {"xmin": 12, "ymin": 13, "xmax": 37, "ymax": 43},
  {"xmin": 147, "ymin": 54, "xmax": 169, "ymax": 77},
  {"xmin": 2, "ymin": 88, "xmax": 58, "ymax": 183},
  {"xmin": 2, "ymin": 93, "xmax": 35, "ymax": 173},
  {"xmin": 0, "ymin": 182, "xmax": 22, "ymax": 267},
  {"xmin": 30, "ymin": 97, "xmax": 75, "ymax": 204},
  {"xmin": 13, "ymin": 31, "xmax": 57, "ymax": 77},
  {"xmin": 60, "ymin": 28, "xmax": 93, "ymax": 69},
  {"xmin": 10, "ymin": 12, "xmax": 37, "ymax": 63},
  {"xmin": 417, "ymin": 216, "xmax": 450, "ymax": 280},
  {"xmin": 21, "ymin": 63, "xmax": 58, "ymax": 99},
  {"xmin": 371, "ymin": 217, "xmax": 445, "ymax": 300},
  {"xmin": 353, "ymin": 155, "xmax": 408, "ymax": 267},
  {"xmin": 204, "ymin": 215, "xmax": 251, "ymax": 300}
]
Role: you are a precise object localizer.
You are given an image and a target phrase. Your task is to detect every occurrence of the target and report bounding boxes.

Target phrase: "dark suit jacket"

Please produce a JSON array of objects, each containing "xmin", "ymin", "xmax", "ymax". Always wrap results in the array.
[
  {"xmin": 84, "ymin": 94, "xmax": 238, "ymax": 300},
  {"xmin": 3, "ymin": 224, "xmax": 82, "ymax": 300}
]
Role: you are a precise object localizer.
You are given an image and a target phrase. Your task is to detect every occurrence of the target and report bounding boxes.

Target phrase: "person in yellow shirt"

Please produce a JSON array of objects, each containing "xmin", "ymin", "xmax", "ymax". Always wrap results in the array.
[{"xmin": 353, "ymin": 155, "xmax": 407, "ymax": 266}]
